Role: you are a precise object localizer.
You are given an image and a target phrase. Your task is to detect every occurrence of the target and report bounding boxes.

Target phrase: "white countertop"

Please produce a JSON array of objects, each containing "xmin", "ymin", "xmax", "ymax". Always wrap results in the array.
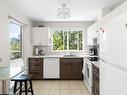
[
  {"xmin": 30, "ymin": 55, "xmax": 64, "ymax": 58},
  {"xmin": 85, "ymin": 58, "xmax": 100, "ymax": 68},
  {"xmin": 30, "ymin": 54, "xmax": 99, "ymax": 58},
  {"xmin": 92, "ymin": 61, "xmax": 100, "ymax": 68}
]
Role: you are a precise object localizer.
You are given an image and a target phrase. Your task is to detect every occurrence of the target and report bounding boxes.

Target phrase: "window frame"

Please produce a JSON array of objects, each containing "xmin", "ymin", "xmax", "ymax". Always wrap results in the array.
[
  {"xmin": 51, "ymin": 27, "xmax": 85, "ymax": 52},
  {"xmin": 9, "ymin": 19, "xmax": 24, "ymax": 61}
]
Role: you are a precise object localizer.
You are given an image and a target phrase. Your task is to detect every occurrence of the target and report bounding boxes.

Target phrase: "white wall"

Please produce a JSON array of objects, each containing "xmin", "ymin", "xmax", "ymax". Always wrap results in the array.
[
  {"xmin": 0, "ymin": 0, "xmax": 32, "ymax": 93},
  {"xmin": 0, "ymin": 0, "xmax": 32, "ymax": 67},
  {"xmin": 33, "ymin": 21, "xmax": 94, "ymax": 28},
  {"xmin": 0, "ymin": 0, "xmax": 10, "ymax": 67},
  {"xmin": 104, "ymin": 1, "xmax": 127, "ymax": 22}
]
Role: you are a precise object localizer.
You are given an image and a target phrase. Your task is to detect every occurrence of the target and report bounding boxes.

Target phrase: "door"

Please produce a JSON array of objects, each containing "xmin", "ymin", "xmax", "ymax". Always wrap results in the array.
[
  {"xmin": 32, "ymin": 27, "xmax": 40, "ymax": 45},
  {"xmin": 71, "ymin": 62, "xmax": 83, "ymax": 79},
  {"xmin": 85, "ymin": 61, "xmax": 92, "ymax": 86},
  {"xmin": 102, "ymin": 13, "xmax": 127, "ymax": 68},
  {"xmin": 100, "ymin": 60, "xmax": 127, "ymax": 95},
  {"xmin": 40, "ymin": 27, "xmax": 50, "ymax": 46},
  {"xmin": 60, "ymin": 62, "xmax": 72, "ymax": 79}
]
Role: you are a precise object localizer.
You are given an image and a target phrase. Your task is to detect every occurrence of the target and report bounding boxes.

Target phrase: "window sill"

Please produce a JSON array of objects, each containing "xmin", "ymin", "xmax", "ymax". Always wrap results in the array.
[{"xmin": 51, "ymin": 50, "xmax": 85, "ymax": 53}]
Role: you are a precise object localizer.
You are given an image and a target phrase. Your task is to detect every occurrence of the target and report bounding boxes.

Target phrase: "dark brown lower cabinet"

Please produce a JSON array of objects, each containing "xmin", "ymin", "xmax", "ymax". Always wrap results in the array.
[
  {"xmin": 71, "ymin": 62, "xmax": 83, "ymax": 79},
  {"xmin": 29, "ymin": 58, "xmax": 43, "ymax": 80},
  {"xmin": 60, "ymin": 62, "xmax": 72, "ymax": 79},
  {"xmin": 60, "ymin": 58, "xmax": 83, "ymax": 80},
  {"xmin": 92, "ymin": 64, "xmax": 100, "ymax": 95}
]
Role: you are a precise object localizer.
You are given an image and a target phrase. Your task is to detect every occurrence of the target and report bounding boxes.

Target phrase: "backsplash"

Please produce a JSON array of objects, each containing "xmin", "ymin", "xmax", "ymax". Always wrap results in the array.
[
  {"xmin": 33, "ymin": 46, "xmax": 50, "ymax": 56},
  {"xmin": 33, "ymin": 46, "xmax": 88, "ymax": 56}
]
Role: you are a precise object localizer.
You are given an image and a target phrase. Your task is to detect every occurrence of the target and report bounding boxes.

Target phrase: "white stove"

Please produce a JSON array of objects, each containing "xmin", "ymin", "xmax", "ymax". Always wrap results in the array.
[{"xmin": 83, "ymin": 58, "xmax": 92, "ymax": 95}]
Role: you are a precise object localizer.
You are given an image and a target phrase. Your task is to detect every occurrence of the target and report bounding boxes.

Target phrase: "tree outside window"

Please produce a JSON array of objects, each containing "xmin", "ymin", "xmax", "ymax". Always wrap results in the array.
[
  {"xmin": 10, "ymin": 23, "xmax": 22, "ymax": 60},
  {"xmin": 53, "ymin": 29, "xmax": 84, "ymax": 51}
]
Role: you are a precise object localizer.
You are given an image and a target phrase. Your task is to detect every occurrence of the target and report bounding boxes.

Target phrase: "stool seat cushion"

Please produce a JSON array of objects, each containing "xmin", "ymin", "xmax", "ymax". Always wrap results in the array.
[{"xmin": 11, "ymin": 74, "xmax": 31, "ymax": 81}]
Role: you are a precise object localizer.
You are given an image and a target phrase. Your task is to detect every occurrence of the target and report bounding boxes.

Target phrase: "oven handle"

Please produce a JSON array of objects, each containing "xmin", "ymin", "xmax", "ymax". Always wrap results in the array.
[{"xmin": 85, "ymin": 62, "xmax": 92, "ymax": 65}]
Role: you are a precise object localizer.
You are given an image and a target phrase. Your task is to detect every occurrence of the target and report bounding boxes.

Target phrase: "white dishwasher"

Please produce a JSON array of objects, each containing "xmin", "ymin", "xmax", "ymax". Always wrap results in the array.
[{"xmin": 43, "ymin": 58, "xmax": 59, "ymax": 79}]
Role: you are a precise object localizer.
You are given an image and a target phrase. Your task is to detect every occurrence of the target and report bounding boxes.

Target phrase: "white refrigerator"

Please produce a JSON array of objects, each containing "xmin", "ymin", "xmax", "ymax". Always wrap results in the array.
[{"xmin": 100, "ymin": 12, "xmax": 127, "ymax": 95}]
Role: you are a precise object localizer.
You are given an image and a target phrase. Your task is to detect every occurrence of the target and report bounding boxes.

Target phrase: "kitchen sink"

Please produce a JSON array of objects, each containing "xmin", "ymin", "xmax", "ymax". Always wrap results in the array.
[{"xmin": 63, "ymin": 55, "xmax": 79, "ymax": 58}]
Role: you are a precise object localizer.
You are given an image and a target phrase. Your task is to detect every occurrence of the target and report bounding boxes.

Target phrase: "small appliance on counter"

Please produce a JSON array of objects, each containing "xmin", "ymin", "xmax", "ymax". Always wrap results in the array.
[
  {"xmin": 87, "ymin": 45, "xmax": 100, "ymax": 61},
  {"xmin": 33, "ymin": 46, "xmax": 45, "ymax": 56},
  {"xmin": 88, "ymin": 46, "xmax": 99, "ymax": 56},
  {"xmin": 38, "ymin": 49, "xmax": 45, "ymax": 56}
]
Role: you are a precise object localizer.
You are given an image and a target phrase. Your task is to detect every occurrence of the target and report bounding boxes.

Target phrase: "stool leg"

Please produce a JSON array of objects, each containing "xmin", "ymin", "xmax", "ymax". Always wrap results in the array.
[
  {"xmin": 25, "ymin": 81, "xmax": 28, "ymax": 95},
  {"xmin": 29, "ymin": 80, "xmax": 34, "ymax": 95},
  {"xmin": 19, "ymin": 81, "xmax": 22, "ymax": 95},
  {"xmin": 13, "ymin": 81, "xmax": 17, "ymax": 94}
]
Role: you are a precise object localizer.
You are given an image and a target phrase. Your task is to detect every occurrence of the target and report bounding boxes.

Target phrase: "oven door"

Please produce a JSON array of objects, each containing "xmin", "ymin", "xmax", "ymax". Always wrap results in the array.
[{"xmin": 85, "ymin": 61, "xmax": 92, "ymax": 87}]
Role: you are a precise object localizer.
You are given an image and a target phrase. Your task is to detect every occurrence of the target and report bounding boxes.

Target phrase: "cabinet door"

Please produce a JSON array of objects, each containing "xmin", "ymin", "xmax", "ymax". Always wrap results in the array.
[
  {"xmin": 44, "ymin": 58, "xmax": 59, "ymax": 78},
  {"xmin": 60, "ymin": 58, "xmax": 83, "ymax": 80},
  {"xmin": 92, "ymin": 64, "xmax": 99, "ymax": 95},
  {"xmin": 40, "ymin": 27, "xmax": 50, "ymax": 46},
  {"xmin": 29, "ymin": 71, "xmax": 43, "ymax": 80},
  {"xmin": 87, "ymin": 21, "xmax": 102, "ymax": 45},
  {"xmin": 92, "ymin": 72, "xmax": 99, "ymax": 95},
  {"xmin": 60, "ymin": 62, "xmax": 72, "ymax": 79},
  {"xmin": 32, "ymin": 27, "xmax": 40, "ymax": 45},
  {"xmin": 71, "ymin": 62, "xmax": 83, "ymax": 80},
  {"xmin": 32, "ymin": 27, "xmax": 50, "ymax": 46},
  {"xmin": 87, "ymin": 29, "xmax": 98, "ymax": 45}
]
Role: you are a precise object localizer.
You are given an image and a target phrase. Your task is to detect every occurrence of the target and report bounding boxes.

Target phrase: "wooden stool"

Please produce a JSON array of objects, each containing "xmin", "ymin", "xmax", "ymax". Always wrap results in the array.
[{"xmin": 11, "ymin": 74, "xmax": 34, "ymax": 95}]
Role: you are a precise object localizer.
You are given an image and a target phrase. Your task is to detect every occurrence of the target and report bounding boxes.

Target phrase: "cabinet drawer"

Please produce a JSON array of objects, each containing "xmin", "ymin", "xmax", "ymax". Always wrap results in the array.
[
  {"xmin": 28, "ymin": 58, "xmax": 43, "ymax": 80},
  {"xmin": 60, "ymin": 58, "xmax": 83, "ymax": 63},
  {"xmin": 29, "ymin": 58, "xmax": 43, "ymax": 62},
  {"xmin": 29, "ymin": 71, "xmax": 42, "ymax": 74},
  {"xmin": 29, "ymin": 62, "xmax": 42, "ymax": 66},
  {"xmin": 29, "ymin": 66, "xmax": 42, "ymax": 71}
]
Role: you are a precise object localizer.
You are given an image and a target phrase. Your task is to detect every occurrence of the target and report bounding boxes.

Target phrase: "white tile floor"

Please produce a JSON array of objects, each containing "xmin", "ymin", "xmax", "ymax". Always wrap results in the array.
[{"xmin": 32, "ymin": 80, "xmax": 90, "ymax": 95}]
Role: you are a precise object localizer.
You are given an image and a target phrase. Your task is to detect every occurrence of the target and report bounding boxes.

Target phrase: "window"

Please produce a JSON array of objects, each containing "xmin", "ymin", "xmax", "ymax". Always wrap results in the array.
[
  {"xmin": 52, "ymin": 28, "xmax": 84, "ymax": 51},
  {"xmin": 9, "ymin": 22, "xmax": 22, "ymax": 60}
]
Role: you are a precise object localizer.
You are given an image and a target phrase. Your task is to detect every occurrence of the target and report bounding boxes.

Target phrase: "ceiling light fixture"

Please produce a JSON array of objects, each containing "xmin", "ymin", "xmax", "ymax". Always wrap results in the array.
[{"xmin": 57, "ymin": 3, "xmax": 70, "ymax": 19}]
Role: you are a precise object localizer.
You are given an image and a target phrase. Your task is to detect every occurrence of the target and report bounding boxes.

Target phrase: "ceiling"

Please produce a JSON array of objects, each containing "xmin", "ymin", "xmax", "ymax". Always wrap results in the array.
[{"xmin": 8, "ymin": 0, "xmax": 126, "ymax": 22}]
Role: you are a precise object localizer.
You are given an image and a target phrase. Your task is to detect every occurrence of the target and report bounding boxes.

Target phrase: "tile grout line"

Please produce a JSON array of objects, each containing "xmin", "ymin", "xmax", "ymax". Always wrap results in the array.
[
  {"xmin": 48, "ymin": 81, "xmax": 52, "ymax": 95},
  {"xmin": 69, "ymin": 80, "xmax": 72, "ymax": 95},
  {"xmin": 59, "ymin": 80, "xmax": 61, "ymax": 95}
]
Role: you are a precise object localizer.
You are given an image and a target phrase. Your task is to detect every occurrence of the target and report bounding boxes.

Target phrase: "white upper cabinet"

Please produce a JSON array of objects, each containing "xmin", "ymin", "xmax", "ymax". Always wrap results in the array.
[
  {"xmin": 32, "ymin": 27, "xmax": 51, "ymax": 46},
  {"xmin": 87, "ymin": 20, "xmax": 103, "ymax": 45},
  {"xmin": 87, "ymin": 27, "xmax": 98, "ymax": 45}
]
